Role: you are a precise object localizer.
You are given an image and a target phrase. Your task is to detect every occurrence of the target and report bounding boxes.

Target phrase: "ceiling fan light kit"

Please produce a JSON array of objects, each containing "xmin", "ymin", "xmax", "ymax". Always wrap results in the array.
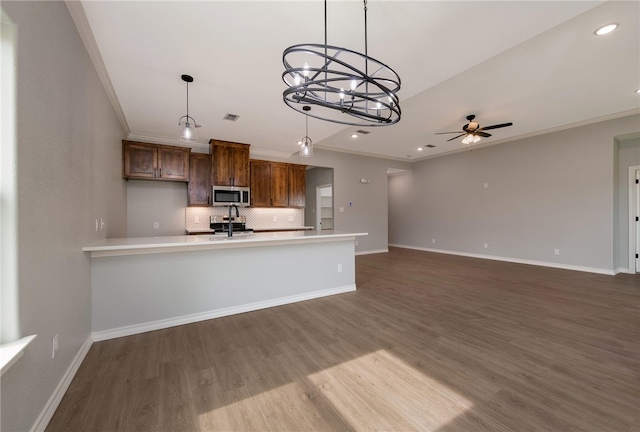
[
  {"xmin": 282, "ymin": 0, "xmax": 401, "ymax": 127},
  {"xmin": 436, "ymin": 114, "xmax": 513, "ymax": 147},
  {"xmin": 178, "ymin": 74, "xmax": 201, "ymax": 142}
]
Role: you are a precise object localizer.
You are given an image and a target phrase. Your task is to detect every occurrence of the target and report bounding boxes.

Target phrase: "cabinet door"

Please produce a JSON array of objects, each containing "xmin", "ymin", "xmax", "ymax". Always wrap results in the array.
[
  {"xmin": 123, "ymin": 142, "xmax": 157, "ymax": 179},
  {"xmin": 271, "ymin": 163, "xmax": 289, "ymax": 207},
  {"xmin": 231, "ymin": 146, "xmax": 250, "ymax": 187},
  {"xmin": 158, "ymin": 147, "xmax": 190, "ymax": 181},
  {"xmin": 212, "ymin": 145, "xmax": 232, "ymax": 186},
  {"xmin": 188, "ymin": 153, "xmax": 211, "ymax": 206},
  {"xmin": 288, "ymin": 164, "xmax": 306, "ymax": 208},
  {"xmin": 250, "ymin": 161, "xmax": 271, "ymax": 207}
]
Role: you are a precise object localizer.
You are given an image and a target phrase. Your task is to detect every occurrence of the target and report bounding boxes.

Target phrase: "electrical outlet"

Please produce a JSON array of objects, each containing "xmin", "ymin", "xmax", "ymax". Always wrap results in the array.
[
  {"xmin": 484, "ymin": 243, "xmax": 489, "ymax": 249},
  {"xmin": 95, "ymin": 219, "xmax": 99, "ymax": 232},
  {"xmin": 288, "ymin": 215, "xmax": 294, "ymax": 222},
  {"xmin": 273, "ymin": 215, "xmax": 277, "ymax": 222},
  {"xmin": 153, "ymin": 222, "xmax": 160, "ymax": 229},
  {"xmin": 52, "ymin": 334, "xmax": 58, "ymax": 359},
  {"xmin": 337, "ymin": 264, "xmax": 343, "ymax": 273},
  {"xmin": 484, "ymin": 182, "xmax": 489, "ymax": 189},
  {"xmin": 432, "ymin": 238, "xmax": 436, "ymax": 244},
  {"xmin": 195, "ymin": 216, "xmax": 200, "ymax": 223},
  {"xmin": 554, "ymin": 249, "xmax": 560, "ymax": 256},
  {"xmin": 340, "ymin": 207, "xmax": 344, "ymax": 213}
]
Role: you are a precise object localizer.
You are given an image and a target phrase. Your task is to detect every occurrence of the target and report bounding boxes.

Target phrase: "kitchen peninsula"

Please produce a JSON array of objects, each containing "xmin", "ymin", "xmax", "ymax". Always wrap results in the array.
[{"xmin": 84, "ymin": 231, "xmax": 366, "ymax": 341}]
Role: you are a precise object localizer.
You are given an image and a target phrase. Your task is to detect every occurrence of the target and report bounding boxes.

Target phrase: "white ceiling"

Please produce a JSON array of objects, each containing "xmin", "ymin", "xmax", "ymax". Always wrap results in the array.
[{"xmin": 75, "ymin": 1, "xmax": 639, "ymax": 161}]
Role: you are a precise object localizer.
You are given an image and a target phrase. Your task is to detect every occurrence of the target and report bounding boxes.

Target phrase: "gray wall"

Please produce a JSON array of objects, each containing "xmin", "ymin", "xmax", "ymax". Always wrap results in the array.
[
  {"xmin": 305, "ymin": 167, "xmax": 334, "ymax": 228},
  {"xmin": 127, "ymin": 180, "xmax": 188, "ymax": 237},
  {"xmin": 1, "ymin": 2, "xmax": 126, "ymax": 431},
  {"xmin": 389, "ymin": 115, "xmax": 640, "ymax": 272},
  {"xmin": 616, "ymin": 137, "xmax": 640, "ymax": 270}
]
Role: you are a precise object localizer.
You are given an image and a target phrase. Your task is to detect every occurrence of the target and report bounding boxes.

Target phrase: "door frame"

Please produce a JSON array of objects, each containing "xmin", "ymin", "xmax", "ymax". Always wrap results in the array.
[
  {"xmin": 629, "ymin": 166, "xmax": 640, "ymax": 273},
  {"xmin": 316, "ymin": 184, "xmax": 332, "ymax": 230}
]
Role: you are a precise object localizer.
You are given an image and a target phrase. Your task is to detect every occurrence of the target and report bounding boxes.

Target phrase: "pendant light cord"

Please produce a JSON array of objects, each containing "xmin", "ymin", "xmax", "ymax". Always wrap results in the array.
[{"xmin": 186, "ymin": 81, "xmax": 189, "ymax": 120}]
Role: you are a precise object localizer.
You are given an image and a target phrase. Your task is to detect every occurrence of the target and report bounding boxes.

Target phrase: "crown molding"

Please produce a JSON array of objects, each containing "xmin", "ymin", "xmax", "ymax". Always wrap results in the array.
[
  {"xmin": 65, "ymin": 1, "xmax": 130, "ymax": 136},
  {"xmin": 126, "ymin": 134, "xmax": 210, "ymax": 152}
]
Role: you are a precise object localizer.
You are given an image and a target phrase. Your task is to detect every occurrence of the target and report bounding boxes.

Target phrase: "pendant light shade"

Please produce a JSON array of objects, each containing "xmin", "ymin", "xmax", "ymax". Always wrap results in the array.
[
  {"xmin": 298, "ymin": 106, "xmax": 314, "ymax": 158},
  {"xmin": 178, "ymin": 74, "xmax": 200, "ymax": 142}
]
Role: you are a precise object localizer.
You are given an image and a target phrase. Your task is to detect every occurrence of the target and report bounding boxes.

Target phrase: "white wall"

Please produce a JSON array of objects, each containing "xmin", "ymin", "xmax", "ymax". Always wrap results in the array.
[
  {"xmin": 127, "ymin": 180, "xmax": 188, "ymax": 237},
  {"xmin": 0, "ymin": 2, "xmax": 126, "ymax": 431},
  {"xmin": 389, "ymin": 115, "xmax": 640, "ymax": 273}
]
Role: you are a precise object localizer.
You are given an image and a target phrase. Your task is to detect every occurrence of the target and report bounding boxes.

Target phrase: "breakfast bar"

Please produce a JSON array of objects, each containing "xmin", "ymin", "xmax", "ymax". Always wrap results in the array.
[{"xmin": 84, "ymin": 231, "xmax": 366, "ymax": 341}]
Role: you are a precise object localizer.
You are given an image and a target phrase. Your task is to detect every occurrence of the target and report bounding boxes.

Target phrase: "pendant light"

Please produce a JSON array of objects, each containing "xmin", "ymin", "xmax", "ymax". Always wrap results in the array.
[
  {"xmin": 178, "ymin": 74, "xmax": 200, "ymax": 142},
  {"xmin": 298, "ymin": 106, "xmax": 313, "ymax": 157},
  {"xmin": 282, "ymin": 0, "xmax": 401, "ymax": 127}
]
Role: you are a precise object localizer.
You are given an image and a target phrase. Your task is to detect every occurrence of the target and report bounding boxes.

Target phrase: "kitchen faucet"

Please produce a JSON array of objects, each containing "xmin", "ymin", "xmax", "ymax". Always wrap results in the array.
[{"xmin": 227, "ymin": 205, "xmax": 239, "ymax": 237}]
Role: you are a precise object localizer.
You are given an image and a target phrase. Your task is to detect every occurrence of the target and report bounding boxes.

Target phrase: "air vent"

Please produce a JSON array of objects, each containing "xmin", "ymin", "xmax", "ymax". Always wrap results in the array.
[
  {"xmin": 355, "ymin": 130, "xmax": 370, "ymax": 135},
  {"xmin": 426, "ymin": 144, "xmax": 436, "ymax": 148},
  {"xmin": 223, "ymin": 113, "xmax": 240, "ymax": 122}
]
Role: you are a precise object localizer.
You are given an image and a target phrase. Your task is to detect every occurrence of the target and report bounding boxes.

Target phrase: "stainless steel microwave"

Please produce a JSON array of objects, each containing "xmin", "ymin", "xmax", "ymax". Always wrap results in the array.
[{"xmin": 211, "ymin": 186, "xmax": 250, "ymax": 207}]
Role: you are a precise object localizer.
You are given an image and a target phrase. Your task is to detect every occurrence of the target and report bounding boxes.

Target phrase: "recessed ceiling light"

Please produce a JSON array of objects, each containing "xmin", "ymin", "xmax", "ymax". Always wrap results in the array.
[
  {"xmin": 594, "ymin": 23, "xmax": 618, "ymax": 36},
  {"xmin": 351, "ymin": 133, "xmax": 359, "ymax": 139},
  {"xmin": 417, "ymin": 147, "xmax": 423, "ymax": 151},
  {"xmin": 636, "ymin": 89, "xmax": 640, "ymax": 94}
]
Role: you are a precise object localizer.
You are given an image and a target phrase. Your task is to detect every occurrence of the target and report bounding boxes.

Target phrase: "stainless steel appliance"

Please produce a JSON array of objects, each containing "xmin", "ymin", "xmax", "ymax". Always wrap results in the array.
[
  {"xmin": 211, "ymin": 186, "xmax": 250, "ymax": 207},
  {"xmin": 210, "ymin": 215, "xmax": 253, "ymax": 234}
]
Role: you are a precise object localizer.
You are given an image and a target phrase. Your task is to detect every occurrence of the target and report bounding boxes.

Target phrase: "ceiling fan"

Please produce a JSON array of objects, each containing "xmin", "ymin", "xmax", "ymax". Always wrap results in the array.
[{"xmin": 436, "ymin": 114, "xmax": 513, "ymax": 145}]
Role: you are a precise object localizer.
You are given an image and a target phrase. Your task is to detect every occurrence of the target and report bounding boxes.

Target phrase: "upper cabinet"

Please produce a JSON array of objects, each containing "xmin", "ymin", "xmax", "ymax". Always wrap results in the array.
[
  {"xmin": 210, "ymin": 140, "xmax": 250, "ymax": 187},
  {"xmin": 288, "ymin": 164, "xmax": 306, "ymax": 208},
  {"xmin": 250, "ymin": 160, "xmax": 306, "ymax": 208},
  {"xmin": 187, "ymin": 153, "xmax": 212, "ymax": 206},
  {"xmin": 122, "ymin": 140, "xmax": 190, "ymax": 181}
]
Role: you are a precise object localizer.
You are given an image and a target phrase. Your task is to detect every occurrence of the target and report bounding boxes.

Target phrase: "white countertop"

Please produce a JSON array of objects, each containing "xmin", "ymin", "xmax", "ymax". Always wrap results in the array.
[
  {"xmin": 185, "ymin": 226, "xmax": 314, "ymax": 234},
  {"xmin": 84, "ymin": 230, "xmax": 367, "ymax": 257}
]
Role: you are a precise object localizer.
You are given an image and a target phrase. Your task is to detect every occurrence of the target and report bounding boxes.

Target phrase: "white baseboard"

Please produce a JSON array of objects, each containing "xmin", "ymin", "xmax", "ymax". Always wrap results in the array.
[
  {"xmin": 31, "ymin": 335, "xmax": 93, "ymax": 432},
  {"xmin": 389, "ymin": 244, "xmax": 615, "ymax": 276},
  {"xmin": 92, "ymin": 285, "xmax": 356, "ymax": 342},
  {"xmin": 356, "ymin": 248, "xmax": 388, "ymax": 256},
  {"xmin": 614, "ymin": 267, "xmax": 634, "ymax": 275}
]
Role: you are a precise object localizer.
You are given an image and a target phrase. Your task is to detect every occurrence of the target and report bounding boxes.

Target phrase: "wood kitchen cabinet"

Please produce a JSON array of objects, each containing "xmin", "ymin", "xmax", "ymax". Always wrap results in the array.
[
  {"xmin": 187, "ymin": 153, "xmax": 212, "ymax": 206},
  {"xmin": 288, "ymin": 164, "xmax": 306, "ymax": 208},
  {"xmin": 250, "ymin": 160, "xmax": 305, "ymax": 208},
  {"xmin": 122, "ymin": 140, "xmax": 190, "ymax": 181},
  {"xmin": 210, "ymin": 140, "xmax": 250, "ymax": 187}
]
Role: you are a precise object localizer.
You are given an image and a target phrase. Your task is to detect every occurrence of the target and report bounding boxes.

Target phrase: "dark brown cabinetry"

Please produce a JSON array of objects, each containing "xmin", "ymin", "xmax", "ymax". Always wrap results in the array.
[
  {"xmin": 122, "ymin": 140, "xmax": 190, "ymax": 181},
  {"xmin": 210, "ymin": 140, "xmax": 250, "ymax": 187},
  {"xmin": 287, "ymin": 164, "xmax": 306, "ymax": 208},
  {"xmin": 250, "ymin": 160, "xmax": 306, "ymax": 208},
  {"xmin": 187, "ymin": 153, "xmax": 212, "ymax": 206}
]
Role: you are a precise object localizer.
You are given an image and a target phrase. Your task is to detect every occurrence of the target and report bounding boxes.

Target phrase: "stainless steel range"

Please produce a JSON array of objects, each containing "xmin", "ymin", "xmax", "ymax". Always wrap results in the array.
[{"xmin": 210, "ymin": 215, "xmax": 253, "ymax": 235}]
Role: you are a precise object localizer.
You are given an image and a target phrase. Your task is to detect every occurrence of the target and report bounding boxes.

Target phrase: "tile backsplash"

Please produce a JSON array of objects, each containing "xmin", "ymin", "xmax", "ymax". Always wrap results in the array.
[{"xmin": 185, "ymin": 207, "xmax": 305, "ymax": 231}]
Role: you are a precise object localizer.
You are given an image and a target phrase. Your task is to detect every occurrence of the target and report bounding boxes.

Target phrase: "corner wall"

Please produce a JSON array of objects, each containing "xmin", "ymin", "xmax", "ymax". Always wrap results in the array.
[
  {"xmin": 389, "ymin": 115, "xmax": 640, "ymax": 272},
  {"xmin": 0, "ymin": 2, "xmax": 126, "ymax": 431}
]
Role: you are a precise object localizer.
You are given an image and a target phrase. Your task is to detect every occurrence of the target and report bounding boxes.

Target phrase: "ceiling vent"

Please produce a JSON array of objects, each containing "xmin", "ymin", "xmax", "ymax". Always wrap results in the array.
[
  {"xmin": 223, "ymin": 113, "xmax": 240, "ymax": 122},
  {"xmin": 426, "ymin": 144, "xmax": 436, "ymax": 148},
  {"xmin": 355, "ymin": 130, "xmax": 370, "ymax": 135}
]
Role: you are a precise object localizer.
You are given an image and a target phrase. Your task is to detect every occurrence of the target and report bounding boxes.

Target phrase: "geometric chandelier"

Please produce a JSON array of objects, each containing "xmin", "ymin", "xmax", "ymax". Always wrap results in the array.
[{"xmin": 282, "ymin": 0, "xmax": 401, "ymax": 127}]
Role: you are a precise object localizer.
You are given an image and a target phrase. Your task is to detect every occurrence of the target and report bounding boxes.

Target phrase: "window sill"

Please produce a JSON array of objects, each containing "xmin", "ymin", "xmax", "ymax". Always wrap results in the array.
[{"xmin": 1, "ymin": 335, "xmax": 37, "ymax": 376}]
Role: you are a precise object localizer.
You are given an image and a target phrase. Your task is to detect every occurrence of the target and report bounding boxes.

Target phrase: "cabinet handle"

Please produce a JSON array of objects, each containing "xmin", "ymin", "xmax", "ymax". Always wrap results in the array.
[
  {"xmin": 154, "ymin": 168, "xmax": 157, "ymax": 177},
  {"xmin": 159, "ymin": 168, "xmax": 162, "ymax": 178}
]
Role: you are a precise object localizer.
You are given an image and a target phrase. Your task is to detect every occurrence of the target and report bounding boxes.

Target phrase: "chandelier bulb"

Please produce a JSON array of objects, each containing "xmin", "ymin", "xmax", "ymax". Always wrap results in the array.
[
  {"xmin": 350, "ymin": 79, "xmax": 357, "ymax": 91},
  {"xmin": 294, "ymin": 74, "xmax": 301, "ymax": 86},
  {"xmin": 303, "ymin": 62, "xmax": 310, "ymax": 78}
]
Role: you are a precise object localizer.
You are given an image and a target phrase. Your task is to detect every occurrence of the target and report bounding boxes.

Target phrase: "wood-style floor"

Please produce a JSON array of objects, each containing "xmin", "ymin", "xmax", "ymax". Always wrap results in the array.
[{"xmin": 47, "ymin": 248, "xmax": 639, "ymax": 432}]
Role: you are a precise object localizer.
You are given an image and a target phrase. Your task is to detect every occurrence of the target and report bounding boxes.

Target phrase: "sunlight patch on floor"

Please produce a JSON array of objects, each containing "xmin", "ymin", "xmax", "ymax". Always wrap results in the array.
[{"xmin": 307, "ymin": 349, "xmax": 473, "ymax": 431}]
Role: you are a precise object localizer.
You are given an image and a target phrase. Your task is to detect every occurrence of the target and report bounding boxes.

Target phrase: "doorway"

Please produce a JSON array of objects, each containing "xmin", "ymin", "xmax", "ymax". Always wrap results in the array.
[
  {"xmin": 316, "ymin": 185, "xmax": 333, "ymax": 230},
  {"xmin": 630, "ymin": 167, "xmax": 640, "ymax": 273}
]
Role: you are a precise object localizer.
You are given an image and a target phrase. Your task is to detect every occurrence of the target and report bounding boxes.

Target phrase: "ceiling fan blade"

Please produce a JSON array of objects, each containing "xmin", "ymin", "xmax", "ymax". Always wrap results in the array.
[
  {"xmin": 476, "ymin": 132, "xmax": 492, "ymax": 138},
  {"xmin": 478, "ymin": 122, "xmax": 513, "ymax": 131},
  {"xmin": 446, "ymin": 134, "xmax": 466, "ymax": 142},
  {"xmin": 435, "ymin": 131, "xmax": 464, "ymax": 135}
]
